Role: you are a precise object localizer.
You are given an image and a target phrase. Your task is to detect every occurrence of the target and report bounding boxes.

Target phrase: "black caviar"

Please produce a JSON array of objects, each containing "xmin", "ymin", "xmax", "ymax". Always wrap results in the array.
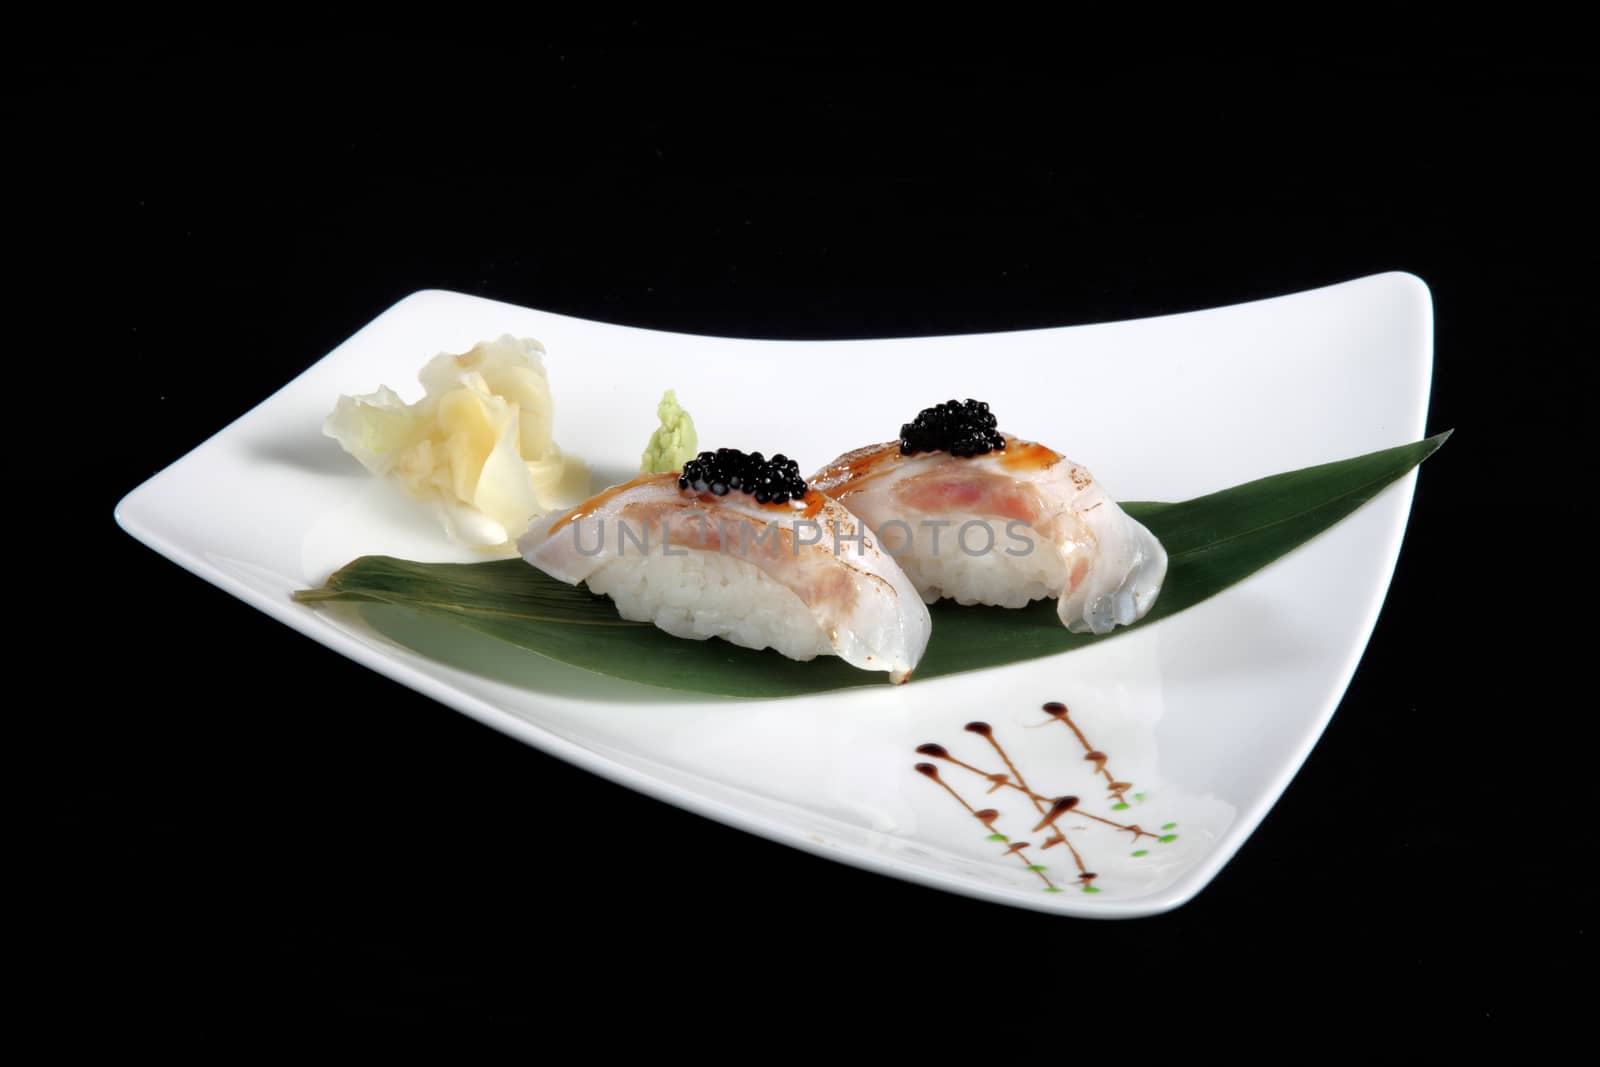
[
  {"xmin": 899, "ymin": 399, "xmax": 1006, "ymax": 457},
  {"xmin": 679, "ymin": 448, "xmax": 808, "ymax": 505}
]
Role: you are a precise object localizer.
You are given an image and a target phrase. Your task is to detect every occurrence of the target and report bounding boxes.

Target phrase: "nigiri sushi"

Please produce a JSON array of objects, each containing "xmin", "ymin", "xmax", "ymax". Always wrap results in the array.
[
  {"xmin": 810, "ymin": 400, "xmax": 1167, "ymax": 634},
  {"xmin": 518, "ymin": 448, "xmax": 931, "ymax": 683}
]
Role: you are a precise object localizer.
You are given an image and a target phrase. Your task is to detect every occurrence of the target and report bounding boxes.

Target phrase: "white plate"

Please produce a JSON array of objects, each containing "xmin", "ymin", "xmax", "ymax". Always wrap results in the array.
[{"xmin": 114, "ymin": 272, "xmax": 1432, "ymax": 917}]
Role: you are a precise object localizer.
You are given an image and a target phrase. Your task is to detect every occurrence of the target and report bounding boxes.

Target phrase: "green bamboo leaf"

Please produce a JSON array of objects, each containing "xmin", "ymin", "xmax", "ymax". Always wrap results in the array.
[{"xmin": 295, "ymin": 432, "xmax": 1448, "ymax": 698}]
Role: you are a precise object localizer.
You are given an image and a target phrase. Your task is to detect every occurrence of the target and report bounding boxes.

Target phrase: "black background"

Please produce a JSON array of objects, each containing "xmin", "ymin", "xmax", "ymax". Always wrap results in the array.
[{"xmin": 21, "ymin": 27, "xmax": 1590, "ymax": 1030}]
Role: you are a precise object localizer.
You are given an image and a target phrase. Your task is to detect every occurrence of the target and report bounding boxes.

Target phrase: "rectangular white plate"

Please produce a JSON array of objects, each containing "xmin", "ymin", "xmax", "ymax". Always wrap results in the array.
[{"xmin": 115, "ymin": 272, "xmax": 1432, "ymax": 917}]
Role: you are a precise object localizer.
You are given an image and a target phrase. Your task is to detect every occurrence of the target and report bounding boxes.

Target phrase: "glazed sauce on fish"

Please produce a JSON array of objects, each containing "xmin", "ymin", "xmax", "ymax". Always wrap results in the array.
[
  {"xmin": 996, "ymin": 438, "xmax": 1062, "ymax": 473},
  {"xmin": 547, "ymin": 472, "xmax": 678, "ymax": 536},
  {"xmin": 813, "ymin": 438, "xmax": 1062, "ymax": 502},
  {"xmin": 809, "ymin": 442, "xmax": 903, "ymax": 497},
  {"xmin": 549, "ymin": 475, "xmax": 825, "ymax": 535},
  {"xmin": 769, "ymin": 489, "xmax": 826, "ymax": 519}
]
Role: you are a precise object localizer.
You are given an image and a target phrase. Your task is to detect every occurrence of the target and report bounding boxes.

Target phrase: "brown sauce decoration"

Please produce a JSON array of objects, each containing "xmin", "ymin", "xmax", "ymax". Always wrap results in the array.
[
  {"xmin": 912, "ymin": 761, "xmax": 1057, "ymax": 890},
  {"xmin": 1044, "ymin": 701, "xmax": 1135, "ymax": 808},
  {"xmin": 966, "ymin": 722, "xmax": 1092, "ymax": 881},
  {"xmin": 915, "ymin": 699, "xmax": 1178, "ymax": 894},
  {"xmin": 1032, "ymin": 795, "xmax": 1080, "ymax": 833}
]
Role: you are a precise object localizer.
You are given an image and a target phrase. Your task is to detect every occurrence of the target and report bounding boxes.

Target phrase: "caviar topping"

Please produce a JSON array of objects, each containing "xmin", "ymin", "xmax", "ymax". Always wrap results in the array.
[
  {"xmin": 899, "ymin": 399, "xmax": 1006, "ymax": 457},
  {"xmin": 679, "ymin": 448, "xmax": 808, "ymax": 505}
]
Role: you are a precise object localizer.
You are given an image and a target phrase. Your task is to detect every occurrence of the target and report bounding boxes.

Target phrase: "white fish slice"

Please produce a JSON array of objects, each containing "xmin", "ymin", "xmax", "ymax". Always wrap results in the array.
[
  {"xmin": 811, "ymin": 435, "xmax": 1168, "ymax": 634},
  {"xmin": 519, "ymin": 471, "xmax": 932, "ymax": 682}
]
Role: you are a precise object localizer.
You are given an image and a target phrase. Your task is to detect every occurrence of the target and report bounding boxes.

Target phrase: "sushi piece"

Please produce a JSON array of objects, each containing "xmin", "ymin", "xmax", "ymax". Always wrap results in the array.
[
  {"xmin": 810, "ymin": 400, "xmax": 1167, "ymax": 634},
  {"xmin": 518, "ymin": 448, "xmax": 931, "ymax": 683}
]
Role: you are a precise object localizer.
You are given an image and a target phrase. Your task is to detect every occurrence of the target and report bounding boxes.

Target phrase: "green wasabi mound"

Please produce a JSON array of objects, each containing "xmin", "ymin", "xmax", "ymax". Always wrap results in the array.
[{"xmin": 640, "ymin": 389, "xmax": 698, "ymax": 473}]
